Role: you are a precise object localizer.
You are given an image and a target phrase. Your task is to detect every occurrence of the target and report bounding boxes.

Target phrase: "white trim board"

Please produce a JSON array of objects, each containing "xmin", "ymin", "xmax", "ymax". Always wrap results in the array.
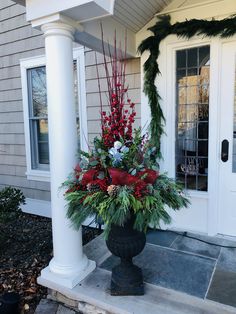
[
  {"xmin": 21, "ymin": 198, "xmax": 51, "ymax": 218},
  {"xmin": 141, "ymin": 34, "xmax": 236, "ymax": 236},
  {"xmin": 140, "ymin": 35, "xmax": 223, "ymax": 235},
  {"xmin": 21, "ymin": 198, "xmax": 98, "ymax": 228},
  {"xmin": 20, "ymin": 46, "xmax": 88, "ymax": 182}
]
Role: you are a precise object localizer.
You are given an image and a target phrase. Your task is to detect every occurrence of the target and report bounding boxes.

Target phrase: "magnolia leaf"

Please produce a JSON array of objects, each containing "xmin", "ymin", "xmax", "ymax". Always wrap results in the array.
[{"xmin": 90, "ymin": 160, "xmax": 99, "ymax": 166}]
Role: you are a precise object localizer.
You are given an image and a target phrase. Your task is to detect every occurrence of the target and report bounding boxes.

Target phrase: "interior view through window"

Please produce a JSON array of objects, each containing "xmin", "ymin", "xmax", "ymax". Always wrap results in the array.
[
  {"xmin": 27, "ymin": 62, "xmax": 79, "ymax": 170},
  {"xmin": 176, "ymin": 45, "xmax": 210, "ymax": 191}
]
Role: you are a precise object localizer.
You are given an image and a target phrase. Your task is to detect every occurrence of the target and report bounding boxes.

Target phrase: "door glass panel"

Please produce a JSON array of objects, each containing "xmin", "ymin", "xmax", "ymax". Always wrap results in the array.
[
  {"xmin": 176, "ymin": 46, "xmax": 210, "ymax": 191},
  {"xmin": 232, "ymin": 58, "xmax": 236, "ymax": 172}
]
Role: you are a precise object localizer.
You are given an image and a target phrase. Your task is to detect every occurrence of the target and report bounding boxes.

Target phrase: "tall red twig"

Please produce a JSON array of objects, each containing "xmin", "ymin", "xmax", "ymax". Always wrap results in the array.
[{"xmin": 97, "ymin": 25, "xmax": 136, "ymax": 148}]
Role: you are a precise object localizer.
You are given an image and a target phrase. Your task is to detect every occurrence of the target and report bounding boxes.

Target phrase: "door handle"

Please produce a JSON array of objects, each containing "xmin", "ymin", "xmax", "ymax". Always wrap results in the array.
[{"xmin": 221, "ymin": 139, "xmax": 229, "ymax": 162}]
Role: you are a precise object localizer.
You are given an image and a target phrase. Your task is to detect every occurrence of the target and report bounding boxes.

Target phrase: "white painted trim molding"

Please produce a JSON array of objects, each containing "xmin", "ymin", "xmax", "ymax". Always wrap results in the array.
[
  {"xmin": 141, "ymin": 34, "xmax": 223, "ymax": 235},
  {"xmin": 20, "ymin": 55, "xmax": 48, "ymax": 182},
  {"xmin": 21, "ymin": 198, "xmax": 51, "ymax": 218},
  {"xmin": 156, "ymin": 0, "xmax": 224, "ymax": 16},
  {"xmin": 21, "ymin": 197, "xmax": 99, "ymax": 228},
  {"xmin": 74, "ymin": 47, "xmax": 89, "ymax": 152},
  {"xmin": 20, "ymin": 46, "xmax": 88, "ymax": 182}
]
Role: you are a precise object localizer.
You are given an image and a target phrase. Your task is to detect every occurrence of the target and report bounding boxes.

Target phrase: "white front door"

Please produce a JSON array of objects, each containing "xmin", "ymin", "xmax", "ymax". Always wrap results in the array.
[{"xmin": 218, "ymin": 41, "xmax": 236, "ymax": 236}]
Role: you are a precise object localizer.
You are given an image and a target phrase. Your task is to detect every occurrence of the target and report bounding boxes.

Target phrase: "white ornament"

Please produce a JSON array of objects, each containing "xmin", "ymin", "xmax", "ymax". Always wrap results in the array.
[{"xmin": 114, "ymin": 141, "xmax": 122, "ymax": 150}]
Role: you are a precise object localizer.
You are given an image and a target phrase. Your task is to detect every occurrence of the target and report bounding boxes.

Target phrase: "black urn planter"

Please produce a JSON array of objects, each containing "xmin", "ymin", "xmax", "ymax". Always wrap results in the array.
[
  {"xmin": 0, "ymin": 292, "xmax": 20, "ymax": 314},
  {"xmin": 106, "ymin": 215, "xmax": 146, "ymax": 296}
]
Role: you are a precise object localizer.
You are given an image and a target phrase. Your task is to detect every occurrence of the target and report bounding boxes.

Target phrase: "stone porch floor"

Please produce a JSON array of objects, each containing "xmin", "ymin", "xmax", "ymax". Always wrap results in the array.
[
  {"xmin": 37, "ymin": 230, "xmax": 236, "ymax": 314},
  {"xmin": 101, "ymin": 230, "xmax": 236, "ymax": 307}
]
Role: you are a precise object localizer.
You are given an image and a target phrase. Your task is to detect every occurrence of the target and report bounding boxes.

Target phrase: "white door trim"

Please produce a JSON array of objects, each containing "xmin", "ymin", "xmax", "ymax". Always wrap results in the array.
[
  {"xmin": 140, "ymin": 34, "xmax": 236, "ymax": 235},
  {"xmin": 217, "ymin": 37, "xmax": 236, "ymax": 236},
  {"xmin": 141, "ymin": 35, "xmax": 221, "ymax": 234}
]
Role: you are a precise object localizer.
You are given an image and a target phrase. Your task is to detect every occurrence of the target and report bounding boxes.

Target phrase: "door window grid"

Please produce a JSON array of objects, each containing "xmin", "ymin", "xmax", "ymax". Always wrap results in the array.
[{"xmin": 176, "ymin": 46, "xmax": 210, "ymax": 191}]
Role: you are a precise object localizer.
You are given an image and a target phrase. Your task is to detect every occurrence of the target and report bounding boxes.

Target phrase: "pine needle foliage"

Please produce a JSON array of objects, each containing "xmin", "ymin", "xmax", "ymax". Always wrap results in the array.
[
  {"xmin": 64, "ymin": 32, "xmax": 190, "ymax": 239},
  {"xmin": 138, "ymin": 14, "xmax": 236, "ymax": 152},
  {"xmin": 65, "ymin": 174, "xmax": 189, "ymax": 239}
]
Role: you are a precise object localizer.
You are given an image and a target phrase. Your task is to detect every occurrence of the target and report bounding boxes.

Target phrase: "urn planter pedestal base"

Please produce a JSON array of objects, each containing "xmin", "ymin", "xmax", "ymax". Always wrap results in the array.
[
  {"xmin": 106, "ymin": 216, "xmax": 146, "ymax": 296},
  {"xmin": 110, "ymin": 259, "xmax": 144, "ymax": 296}
]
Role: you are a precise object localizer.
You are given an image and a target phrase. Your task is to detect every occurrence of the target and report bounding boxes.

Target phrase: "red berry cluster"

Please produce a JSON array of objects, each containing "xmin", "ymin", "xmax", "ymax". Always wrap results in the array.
[{"xmin": 101, "ymin": 84, "xmax": 136, "ymax": 147}]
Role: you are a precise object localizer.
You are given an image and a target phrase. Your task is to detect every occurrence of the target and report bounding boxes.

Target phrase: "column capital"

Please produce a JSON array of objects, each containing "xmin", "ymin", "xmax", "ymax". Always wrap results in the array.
[
  {"xmin": 31, "ymin": 13, "xmax": 83, "ymax": 39},
  {"xmin": 41, "ymin": 21, "xmax": 75, "ymax": 40}
]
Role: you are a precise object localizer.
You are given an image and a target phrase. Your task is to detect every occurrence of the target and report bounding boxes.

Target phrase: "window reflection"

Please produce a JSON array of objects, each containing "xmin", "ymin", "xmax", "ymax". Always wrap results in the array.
[
  {"xmin": 31, "ymin": 67, "xmax": 47, "ymax": 117},
  {"xmin": 27, "ymin": 62, "xmax": 80, "ymax": 170},
  {"xmin": 176, "ymin": 46, "xmax": 210, "ymax": 191}
]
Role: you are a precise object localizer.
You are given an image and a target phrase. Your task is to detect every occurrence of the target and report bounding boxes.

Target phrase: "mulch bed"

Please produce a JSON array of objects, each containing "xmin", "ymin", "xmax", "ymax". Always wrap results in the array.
[{"xmin": 0, "ymin": 212, "xmax": 101, "ymax": 314}]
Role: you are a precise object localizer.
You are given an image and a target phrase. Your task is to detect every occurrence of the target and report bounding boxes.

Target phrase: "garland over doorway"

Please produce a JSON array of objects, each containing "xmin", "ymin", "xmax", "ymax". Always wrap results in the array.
[{"xmin": 138, "ymin": 14, "xmax": 236, "ymax": 153}]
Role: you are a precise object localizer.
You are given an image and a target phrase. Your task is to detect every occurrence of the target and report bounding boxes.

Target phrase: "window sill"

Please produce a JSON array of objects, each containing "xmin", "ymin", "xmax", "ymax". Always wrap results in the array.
[
  {"xmin": 187, "ymin": 190, "xmax": 208, "ymax": 199},
  {"xmin": 26, "ymin": 170, "xmax": 50, "ymax": 182}
]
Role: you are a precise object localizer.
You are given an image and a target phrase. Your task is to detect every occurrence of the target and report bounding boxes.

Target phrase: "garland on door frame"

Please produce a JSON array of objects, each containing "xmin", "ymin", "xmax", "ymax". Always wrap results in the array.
[{"xmin": 138, "ymin": 14, "xmax": 236, "ymax": 154}]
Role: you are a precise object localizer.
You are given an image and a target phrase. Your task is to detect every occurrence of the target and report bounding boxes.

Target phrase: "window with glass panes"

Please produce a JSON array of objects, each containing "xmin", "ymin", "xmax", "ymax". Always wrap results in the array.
[
  {"xmin": 27, "ymin": 62, "xmax": 79, "ymax": 170},
  {"xmin": 176, "ymin": 46, "xmax": 210, "ymax": 191}
]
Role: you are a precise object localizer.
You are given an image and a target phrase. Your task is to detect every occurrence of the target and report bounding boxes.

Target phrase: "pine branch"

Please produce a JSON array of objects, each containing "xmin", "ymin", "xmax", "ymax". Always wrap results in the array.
[{"xmin": 138, "ymin": 14, "xmax": 236, "ymax": 156}]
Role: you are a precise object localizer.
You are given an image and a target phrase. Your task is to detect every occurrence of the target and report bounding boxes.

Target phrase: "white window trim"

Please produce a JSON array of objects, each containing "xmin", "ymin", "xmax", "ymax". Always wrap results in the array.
[
  {"xmin": 20, "ymin": 46, "xmax": 88, "ymax": 182},
  {"xmin": 21, "ymin": 197, "xmax": 100, "ymax": 228}
]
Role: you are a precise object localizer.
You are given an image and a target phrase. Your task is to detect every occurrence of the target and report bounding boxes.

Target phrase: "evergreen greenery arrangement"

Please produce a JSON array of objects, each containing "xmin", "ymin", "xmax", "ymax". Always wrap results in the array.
[
  {"xmin": 0, "ymin": 186, "xmax": 25, "ymax": 222},
  {"xmin": 64, "ymin": 39, "xmax": 189, "ymax": 238},
  {"xmin": 138, "ymin": 14, "xmax": 236, "ymax": 150}
]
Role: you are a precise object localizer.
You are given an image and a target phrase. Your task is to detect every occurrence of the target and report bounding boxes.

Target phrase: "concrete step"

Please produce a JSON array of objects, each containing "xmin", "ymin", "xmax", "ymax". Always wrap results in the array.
[
  {"xmin": 34, "ymin": 299, "xmax": 78, "ymax": 314},
  {"xmin": 38, "ymin": 267, "xmax": 236, "ymax": 314}
]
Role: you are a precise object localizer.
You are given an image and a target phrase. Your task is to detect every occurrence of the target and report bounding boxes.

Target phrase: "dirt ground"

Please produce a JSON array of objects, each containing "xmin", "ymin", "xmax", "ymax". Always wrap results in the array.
[{"xmin": 0, "ymin": 212, "xmax": 101, "ymax": 313}]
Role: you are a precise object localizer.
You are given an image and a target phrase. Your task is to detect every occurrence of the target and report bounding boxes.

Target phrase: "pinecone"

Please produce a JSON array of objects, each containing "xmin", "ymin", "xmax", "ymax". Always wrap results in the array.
[
  {"xmin": 87, "ymin": 183, "xmax": 100, "ymax": 192},
  {"xmin": 107, "ymin": 185, "xmax": 120, "ymax": 197}
]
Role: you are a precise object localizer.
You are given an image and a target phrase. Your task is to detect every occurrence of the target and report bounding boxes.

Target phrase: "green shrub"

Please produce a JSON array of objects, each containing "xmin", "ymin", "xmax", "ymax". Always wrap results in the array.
[{"xmin": 0, "ymin": 187, "xmax": 25, "ymax": 222}]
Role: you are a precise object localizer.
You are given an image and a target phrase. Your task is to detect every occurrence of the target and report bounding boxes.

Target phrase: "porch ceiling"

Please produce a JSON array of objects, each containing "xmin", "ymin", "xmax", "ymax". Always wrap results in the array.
[
  {"xmin": 13, "ymin": 0, "xmax": 172, "ymax": 33},
  {"xmin": 113, "ymin": 0, "xmax": 172, "ymax": 33}
]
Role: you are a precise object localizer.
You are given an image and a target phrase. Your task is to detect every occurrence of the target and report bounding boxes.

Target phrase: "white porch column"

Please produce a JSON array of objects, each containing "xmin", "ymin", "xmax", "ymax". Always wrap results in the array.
[{"xmin": 40, "ymin": 21, "xmax": 95, "ymax": 289}]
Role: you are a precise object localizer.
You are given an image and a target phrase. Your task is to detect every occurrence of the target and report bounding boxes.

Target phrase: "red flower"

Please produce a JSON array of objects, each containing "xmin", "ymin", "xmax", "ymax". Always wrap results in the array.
[
  {"xmin": 134, "ymin": 181, "xmax": 148, "ymax": 198},
  {"xmin": 137, "ymin": 169, "xmax": 159, "ymax": 184},
  {"xmin": 108, "ymin": 168, "xmax": 138, "ymax": 186},
  {"xmin": 81, "ymin": 169, "xmax": 98, "ymax": 185},
  {"xmin": 92, "ymin": 179, "xmax": 108, "ymax": 192}
]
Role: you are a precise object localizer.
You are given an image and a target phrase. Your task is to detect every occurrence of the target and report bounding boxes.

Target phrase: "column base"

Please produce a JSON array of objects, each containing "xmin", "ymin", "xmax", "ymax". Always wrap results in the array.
[{"xmin": 38, "ymin": 259, "xmax": 96, "ymax": 289}]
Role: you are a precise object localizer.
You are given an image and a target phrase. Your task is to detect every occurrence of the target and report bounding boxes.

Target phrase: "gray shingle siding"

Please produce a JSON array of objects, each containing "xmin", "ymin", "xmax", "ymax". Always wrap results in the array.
[
  {"xmin": 0, "ymin": 0, "xmax": 49, "ymax": 200},
  {"xmin": 0, "ymin": 0, "xmax": 141, "ymax": 202},
  {"xmin": 85, "ymin": 49, "xmax": 141, "ymax": 145}
]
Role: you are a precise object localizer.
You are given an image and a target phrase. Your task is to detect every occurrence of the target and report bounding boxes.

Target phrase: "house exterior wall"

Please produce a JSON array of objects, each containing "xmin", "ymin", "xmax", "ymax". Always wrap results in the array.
[
  {"xmin": 0, "ymin": 0, "xmax": 141, "ymax": 203},
  {"xmin": 84, "ymin": 50, "xmax": 141, "ymax": 145},
  {"xmin": 0, "ymin": 0, "xmax": 49, "ymax": 200},
  {"xmin": 137, "ymin": 0, "xmax": 236, "ymax": 235}
]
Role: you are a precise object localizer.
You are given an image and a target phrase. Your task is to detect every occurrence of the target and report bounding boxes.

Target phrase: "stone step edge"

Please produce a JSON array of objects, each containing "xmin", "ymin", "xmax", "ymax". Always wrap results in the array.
[{"xmin": 38, "ymin": 267, "xmax": 236, "ymax": 314}]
